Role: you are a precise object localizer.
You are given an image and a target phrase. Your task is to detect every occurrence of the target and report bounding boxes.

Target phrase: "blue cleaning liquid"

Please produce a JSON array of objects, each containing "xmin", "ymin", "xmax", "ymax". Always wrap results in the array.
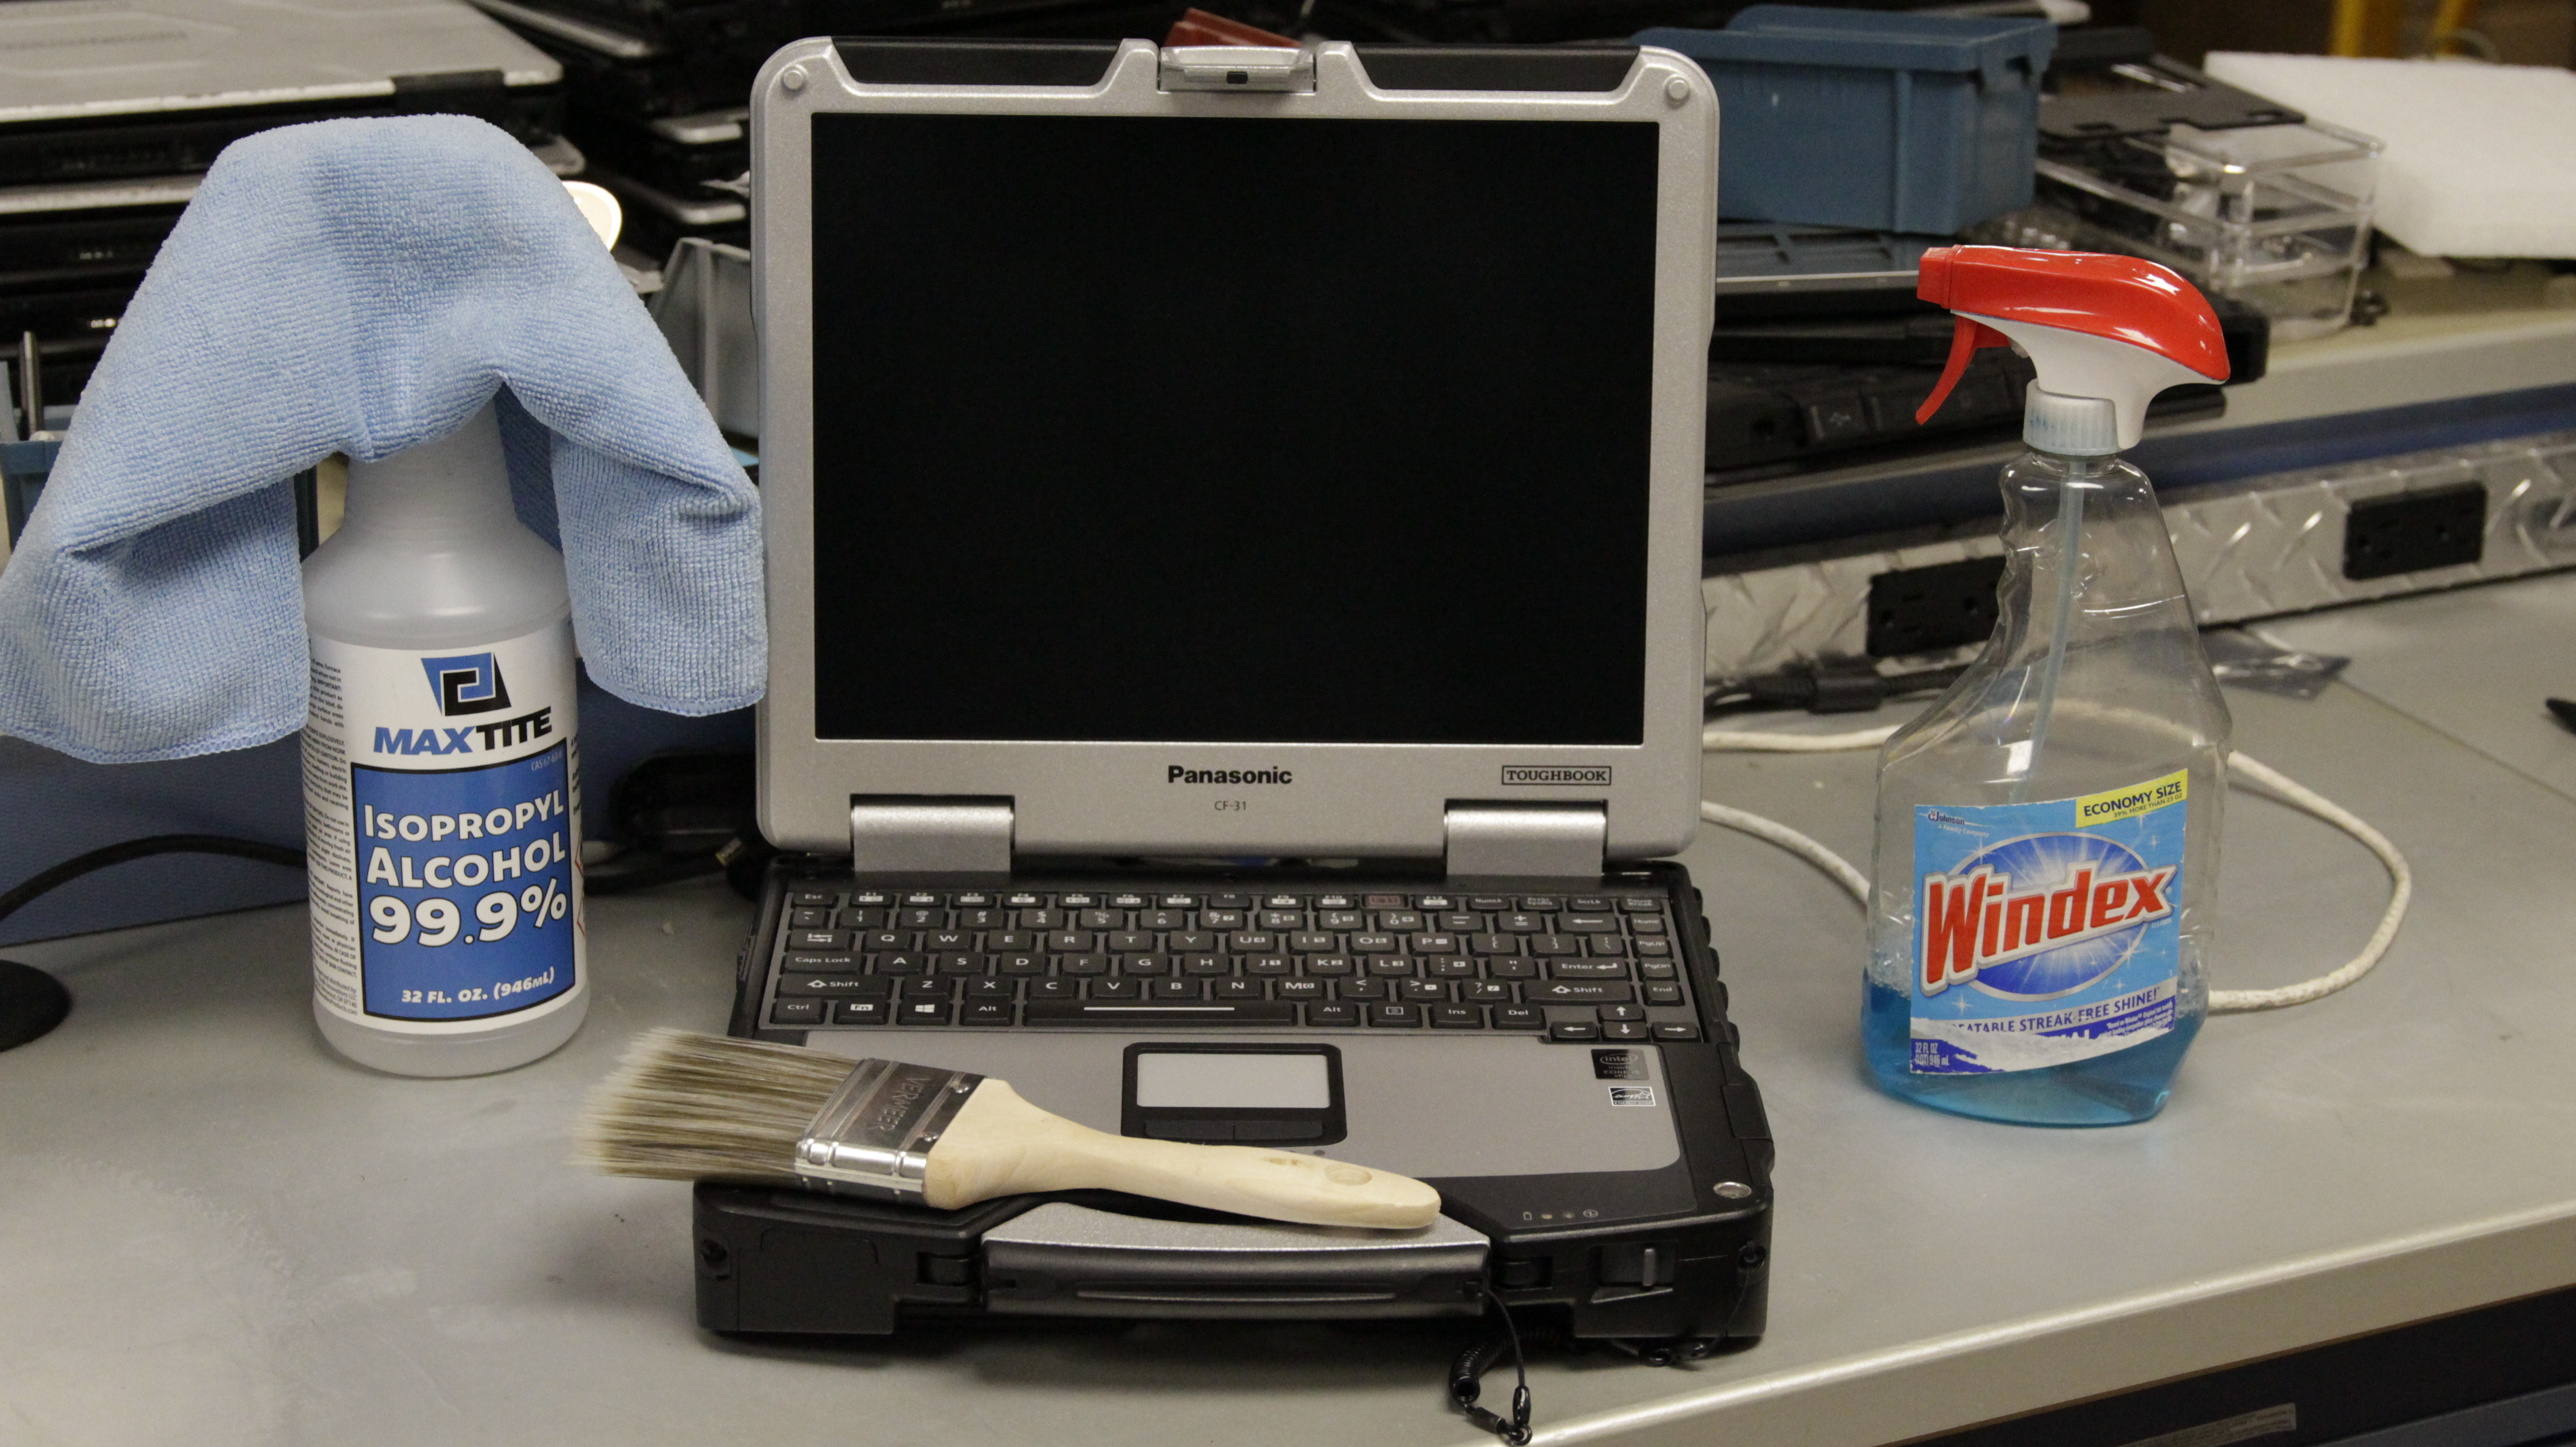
[{"xmin": 1863, "ymin": 978, "xmax": 2200, "ymax": 1126}]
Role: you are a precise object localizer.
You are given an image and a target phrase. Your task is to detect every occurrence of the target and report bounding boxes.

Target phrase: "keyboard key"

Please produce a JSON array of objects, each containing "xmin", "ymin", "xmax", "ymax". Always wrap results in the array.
[
  {"xmin": 1603, "ymin": 1021, "xmax": 1651, "ymax": 1041},
  {"xmin": 1306, "ymin": 1003, "xmax": 1360, "ymax": 1027},
  {"xmin": 1366, "ymin": 957, "xmax": 1417, "ymax": 977},
  {"xmin": 901, "ymin": 892, "xmax": 944, "ymax": 908},
  {"xmin": 1364, "ymin": 893, "xmax": 1405, "ymax": 908},
  {"xmin": 1638, "ymin": 962, "xmax": 1679, "ymax": 980},
  {"xmin": 777, "ymin": 974, "xmax": 891, "ymax": 998},
  {"xmin": 1168, "ymin": 931, "xmax": 1216, "ymax": 953},
  {"xmin": 1018, "ymin": 908, "xmax": 1062, "ymax": 929},
  {"xmin": 1058, "ymin": 893, "xmax": 1100, "ymax": 909},
  {"xmin": 1469, "ymin": 935, "xmax": 1521, "ymax": 956},
  {"xmin": 1181, "ymin": 955, "xmax": 1232, "ymax": 976},
  {"xmin": 1549, "ymin": 960, "xmax": 1629, "ymax": 979},
  {"xmin": 1467, "ymin": 896, "xmax": 1512, "ymax": 911},
  {"xmin": 1561, "ymin": 915, "xmax": 1618, "ymax": 933},
  {"xmin": 898, "ymin": 1001, "xmax": 953, "ymax": 1025},
  {"xmin": 952, "ymin": 892, "xmax": 993, "ymax": 907},
  {"xmin": 1316, "ymin": 895, "xmax": 1356, "ymax": 910},
  {"xmin": 1485, "ymin": 959, "xmax": 1538, "ymax": 980},
  {"xmin": 964, "ymin": 978, "xmax": 1015, "ymax": 1000},
  {"xmin": 873, "ymin": 952, "xmax": 928, "ymax": 974},
  {"xmin": 1349, "ymin": 933, "xmax": 1401, "ymax": 953},
  {"xmin": 1026, "ymin": 1001, "xmax": 1297, "ymax": 1026},
  {"xmin": 1644, "ymin": 984, "xmax": 1685, "ymax": 1005},
  {"xmin": 925, "ymin": 930, "xmax": 971, "ymax": 951},
  {"xmin": 986, "ymin": 931, "xmax": 1037, "ymax": 951},
  {"xmin": 1320, "ymin": 911, "xmax": 1365, "ymax": 930},
  {"xmin": 1274, "ymin": 978, "xmax": 1325, "ymax": 1000},
  {"xmin": 788, "ymin": 929, "xmax": 852, "ymax": 952},
  {"xmin": 1399, "ymin": 980, "xmax": 1449, "ymax": 1003},
  {"xmin": 1056, "ymin": 955, "xmax": 1110, "ymax": 976},
  {"xmin": 1426, "ymin": 957, "xmax": 1477, "ymax": 977},
  {"xmin": 1200, "ymin": 910, "xmax": 1246, "ymax": 930},
  {"xmin": 1158, "ymin": 894, "xmax": 1198, "ymax": 908},
  {"xmin": 897, "ymin": 909, "xmax": 943, "ymax": 929},
  {"xmin": 1263, "ymin": 894, "xmax": 1302, "ymax": 909},
  {"xmin": 934, "ymin": 953, "xmax": 987, "ymax": 974},
  {"xmin": 1431, "ymin": 1005, "xmax": 1484, "ymax": 1029},
  {"xmin": 861, "ymin": 931, "xmax": 908, "ymax": 952},
  {"xmin": 1571, "ymin": 897, "xmax": 1612, "ymax": 913},
  {"xmin": 1410, "ymin": 933, "xmax": 1459, "ymax": 955},
  {"xmin": 961, "ymin": 1001, "xmax": 1014, "ymax": 1026},
  {"xmin": 1142, "ymin": 911, "xmax": 1189, "ymax": 931},
  {"xmin": 1493, "ymin": 1006, "xmax": 1546, "ymax": 1030},
  {"xmin": 995, "ymin": 954, "xmax": 1048, "ymax": 975},
  {"xmin": 1437, "ymin": 913, "xmax": 1483, "ymax": 933},
  {"xmin": 788, "ymin": 888, "xmax": 838, "ymax": 907},
  {"xmin": 1046, "ymin": 931, "xmax": 1094, "ymax": 952},
  {"xmin": 1634, "ymin": 940, "xmax": 1673, "ymax": 957},
  {"xmin": 901, "ymin": 978, "xmax": 954, "ymax": 1000},
  {"xmin": 789, "ymin": 908, "xmax": 832, "ymax": 928},
  {"xmin": 783, "ymin": 953, "xmax": 856, "ymax": 971},
  {"xmin": 1376, "ymin": 911, "xmax": 1423, "ymax": 931},
  {"xmin": 1078, "ymin": 910, "xmax": 1122, "ymax": 930},
  {"xmin": 1109, "ymin": 893, "xmax": 1150, "ymax": 909},
  {"xmin": 1109, "ymin": 932, "xmax": 1157, "ymax": 952},
  {"xmin": 1415, "ymin": 894, "xmax": 1454, "ymax": 910},
  {"xmin": 1208, "ymin": 893, "xmax": 1253, "ymax": 909},
  {"xmin": 1548, "ymin": 1020, "xmax": 1602, "ymax": 1042},
  {"xmin": 1652, "ymin": 1022, "xmax": 1701, "ymax": 1041},
  {"xmin": 1620, "ymin": 897, "xmax": 1663, "ymax": 912},
  {"xmin": 1120, "ymin": 956, "xmax": 1172, "ymax": 976},
  {"xmin": 1027, "ymin": 978, "xmax": 1078, "ymax": 1000},
  {"xmin": 832, "ymin": 999, "xmax": 887, "ymax": 1026},
  {"xmin": 1588, "ymin": 936, "xmax": 1632, "ymax": 957},
  {"xmin": 1211, "ymin": 978, "xmax": 1264, "ymax": 1000},
  {"xmin": 1598, "ymin": 1004, "xmax": 1644, "ymax": 1022},
  {"xmin": 1152, "ymin": 978, "xmax": 1203, "ymax": 999},
  {"xmin": 1498, "ymin": 914, "xmax": 1545, "ymax": 933},
  {"xmin": 1519, "ymin": 897, "xmax": 1561, "ymax": 912},
  {"xmin": 769, "ymin": 998, "xmax": 825, "ymax": 1025},
  {"xmin": 1368, "ymin": 1004, "xmax": 1423, "ymax": 1028},
  {"xmin": 849, "ymin": 891, "xmax": 893, "ymax": 907},
  {"xmin": 1228, "ymin": 931, "xmax": 1278, "ymax": 951},
  {"xmin": 839, "ymin": 907, "xmax": 886, "ymax": 929},
  {"xmin": 1088, "ymin": 978, "xmax": 1142, "ymax": 1000},
  {"xmin": 1529, "ymin": 936, "xmax": 1581, "ymax": 956},
  {"xmin": 1527, "ymin": 981, "xmax": 1634, "ymax": 1004},
  {"xmin": 1260, "ymin": 911, "xmax": 1305, "ymax": 930},
  {"xmin": 1463, "ymin": 981, "xmax": 1513, "ymax": 1002},
  {"xmin": 1290, "ymin": 932, "xmax": 1339, "ymax": 953},
  {"xmin": 957, "ymin": 910, "xmax": 1006, "ymax": 931},
  {"xmin": 1244, "ymin": 955, "xmax": 1292, "ymax": 976},
  {"xmin": 1301, "ymin": 957, "xmax": 1355, "ymax": 976},
  {"xmin": 1630, "ymin": 918, "xmax": 1668, "ymax": 935},
  {"xmin": 1338, "ymin": 979, "xmax": 1389, "ymax": 1001}
]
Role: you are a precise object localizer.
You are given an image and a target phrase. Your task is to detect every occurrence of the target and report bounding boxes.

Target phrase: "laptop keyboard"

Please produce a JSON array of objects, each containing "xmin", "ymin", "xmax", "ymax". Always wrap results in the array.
[{"xmin": 758, "ymin": 885, "xmax": 1702, "ymax": 1044}]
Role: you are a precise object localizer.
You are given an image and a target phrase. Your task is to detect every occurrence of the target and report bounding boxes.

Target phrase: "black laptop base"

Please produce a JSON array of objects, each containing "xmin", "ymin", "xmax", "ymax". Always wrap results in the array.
[{"xmin": 706, "ymin": 859, "xmax": 1772, "ymax": 1345}]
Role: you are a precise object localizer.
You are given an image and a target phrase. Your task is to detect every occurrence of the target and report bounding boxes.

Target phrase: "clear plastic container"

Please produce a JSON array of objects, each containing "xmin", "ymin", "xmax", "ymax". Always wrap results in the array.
[
  {"xmin": 1980, "ymin": 120, "xmax": 2381, "ymax": 341},
  {"xmin": 301, "ymin": 403, "xmax": 589, "ymax": 1077},
  {"xmin": 1864, "ymin": 448, "xmax": 2230, "ymax": 1125}
]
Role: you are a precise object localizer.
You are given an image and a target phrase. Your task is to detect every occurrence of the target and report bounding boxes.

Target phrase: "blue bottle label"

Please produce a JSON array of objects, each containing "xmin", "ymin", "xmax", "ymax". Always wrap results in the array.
[
  {"xmin": 305, "ymin": 624, "xmax": 583, "ymax": 1030},
  {"xmin": 1910, "ymin": 771, "xmax": 2187, "ymax": 1074}
]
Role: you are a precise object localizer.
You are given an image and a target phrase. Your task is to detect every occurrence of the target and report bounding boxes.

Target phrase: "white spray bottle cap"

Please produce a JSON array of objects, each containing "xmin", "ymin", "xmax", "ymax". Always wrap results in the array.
[{"xmin": 1911, "ymin": 246, "xmax": 2230, "ymax": 455}]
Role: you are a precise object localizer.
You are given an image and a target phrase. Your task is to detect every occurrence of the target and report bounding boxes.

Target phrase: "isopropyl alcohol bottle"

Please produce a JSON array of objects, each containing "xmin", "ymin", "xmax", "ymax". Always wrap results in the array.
[
  {"xmin": 1865, "ymin": 247, "xmax": 2231, "ymax": 1125},
  {"xmin": 300, "ymin": 401, "xmax": 587, "ymax": 1076}
]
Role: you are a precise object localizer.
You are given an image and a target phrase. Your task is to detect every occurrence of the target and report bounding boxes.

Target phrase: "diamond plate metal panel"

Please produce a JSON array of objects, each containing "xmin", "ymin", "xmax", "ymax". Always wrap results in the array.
[{"xmin": 1704, "ymin": 429, "xmax": 2576, "ymax": 684}]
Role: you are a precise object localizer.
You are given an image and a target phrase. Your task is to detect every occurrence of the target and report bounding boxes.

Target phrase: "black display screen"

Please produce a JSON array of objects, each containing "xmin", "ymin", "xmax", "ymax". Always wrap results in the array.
[{"xmin": 808, "ymin": 112, "xmax": 1658, "ymax": 744}]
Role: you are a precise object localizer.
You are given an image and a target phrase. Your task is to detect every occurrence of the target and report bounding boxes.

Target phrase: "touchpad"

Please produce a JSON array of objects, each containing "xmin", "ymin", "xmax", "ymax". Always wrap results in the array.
[{"xmin": 1123, "ymin": 1044, "xmax": 1346, "ymax": 1145}]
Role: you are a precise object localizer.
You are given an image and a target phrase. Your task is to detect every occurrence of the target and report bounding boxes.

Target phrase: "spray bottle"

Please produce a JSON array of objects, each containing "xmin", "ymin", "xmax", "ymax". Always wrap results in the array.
[
  {"xmin": 300, "ymin": 402, "xmax": 587, "ymax": 1077},
  {"xmin": 1865, "ymin": 246, "xmax": 2230, "ymax": 1126}
]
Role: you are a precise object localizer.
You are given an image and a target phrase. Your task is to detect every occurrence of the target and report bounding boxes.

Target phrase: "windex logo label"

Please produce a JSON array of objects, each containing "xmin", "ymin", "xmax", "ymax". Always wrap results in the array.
[{"xmin": 1920, "ymin": 835, "xmax": 2175, "ymax": 999}]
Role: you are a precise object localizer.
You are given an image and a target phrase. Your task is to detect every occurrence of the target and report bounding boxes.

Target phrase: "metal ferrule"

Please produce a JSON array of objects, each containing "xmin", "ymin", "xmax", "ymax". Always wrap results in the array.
[{"xmin": 793, "ymin": 1058, "xmax": 984, "ymax": 1200}]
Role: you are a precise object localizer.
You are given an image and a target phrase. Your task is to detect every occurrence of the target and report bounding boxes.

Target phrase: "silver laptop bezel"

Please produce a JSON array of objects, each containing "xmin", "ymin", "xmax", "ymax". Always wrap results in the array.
[{"xmin": 754, "ymin": 38, "xmax": 1715, "ymax": 861}]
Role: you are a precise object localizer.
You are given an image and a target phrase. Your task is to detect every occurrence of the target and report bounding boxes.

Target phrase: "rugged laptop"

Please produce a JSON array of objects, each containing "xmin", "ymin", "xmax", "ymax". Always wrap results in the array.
[{"xmin": 708, "ymin": 34, "xmax": 1772, "ymax": 1346}]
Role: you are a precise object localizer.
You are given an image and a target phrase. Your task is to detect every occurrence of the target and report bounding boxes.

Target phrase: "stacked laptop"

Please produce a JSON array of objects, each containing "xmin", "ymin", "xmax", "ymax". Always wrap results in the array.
[
  {"xmin": 0, "ymin": 0, "xmax": 570, "ymax": 409},
  {"xmin": 702, "ymin": 35, "xmax": 1772, "ymax": 1347}
]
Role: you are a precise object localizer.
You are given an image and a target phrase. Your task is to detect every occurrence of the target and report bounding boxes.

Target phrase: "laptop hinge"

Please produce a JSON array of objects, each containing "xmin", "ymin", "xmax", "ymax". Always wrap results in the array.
[
  {"xmin": 1442, "ymin": 804, "xmax": 1606, "ymax": 880},
  {"xmin": 850, "ymin": 797, "xmax": 1014, "ymax": 876}
]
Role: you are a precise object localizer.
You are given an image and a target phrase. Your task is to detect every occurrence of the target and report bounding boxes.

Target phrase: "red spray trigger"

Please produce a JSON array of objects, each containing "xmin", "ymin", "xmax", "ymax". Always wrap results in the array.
[{"xmin": 1915, "ymin": 317, "xmax": 2012, "ymax": 426}]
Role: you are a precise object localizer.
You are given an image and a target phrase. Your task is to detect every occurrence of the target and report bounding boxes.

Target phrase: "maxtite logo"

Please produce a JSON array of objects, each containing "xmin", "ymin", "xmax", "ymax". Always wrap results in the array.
[
  {"xmin": 1501, "ymin": 766, "xmax": 1611, "ymax": 786},
  {"xmin": 422, "ymin": 653, "xmax": 513, "ymax": 717}
]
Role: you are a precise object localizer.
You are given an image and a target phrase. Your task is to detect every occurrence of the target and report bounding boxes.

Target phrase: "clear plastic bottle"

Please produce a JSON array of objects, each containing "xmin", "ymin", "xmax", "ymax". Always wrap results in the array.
[
  {"xmin": 300, "ymin": 402, "xmax": 588, "ymax": 1076},
  {"xmin": 1864, "ymin": 447, "xmax": 2229, "ymax": 1125}
]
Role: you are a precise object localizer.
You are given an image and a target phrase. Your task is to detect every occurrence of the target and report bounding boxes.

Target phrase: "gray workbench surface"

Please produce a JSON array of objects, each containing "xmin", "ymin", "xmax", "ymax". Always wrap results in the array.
[{"xmin": 7, "ymin": 573, "xmax": 2576, "ymax": 1447}]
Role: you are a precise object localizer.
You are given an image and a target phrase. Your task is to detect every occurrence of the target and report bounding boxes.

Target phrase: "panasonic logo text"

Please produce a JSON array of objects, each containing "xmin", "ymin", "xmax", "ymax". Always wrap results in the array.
[{"xmin": 1167, "ymin": 766, "xmax": 1293, "ymax": 785}]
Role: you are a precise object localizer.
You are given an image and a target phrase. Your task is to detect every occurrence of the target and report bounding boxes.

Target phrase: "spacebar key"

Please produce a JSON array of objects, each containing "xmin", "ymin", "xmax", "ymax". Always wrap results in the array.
[{"xmin": 1024, "ymin": 1001, "xmax": 1297, "ymax": 1026}]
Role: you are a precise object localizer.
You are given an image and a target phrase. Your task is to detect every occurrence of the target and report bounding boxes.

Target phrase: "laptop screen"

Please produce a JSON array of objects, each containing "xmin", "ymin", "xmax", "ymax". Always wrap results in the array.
[{"xmin": 807, "ymin": 111, "xmax": 1659, "ymax": 746}]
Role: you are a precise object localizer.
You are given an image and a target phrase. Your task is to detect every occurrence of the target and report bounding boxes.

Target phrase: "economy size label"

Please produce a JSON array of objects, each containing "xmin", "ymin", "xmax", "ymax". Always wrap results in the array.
[
  {"xmin": 1909, "ymin": 770, "xmax": 2186, "ymax": 1075},
  {"xmin": 304, "ymin": 623, "xmax": 583, "ymax": 1030}
]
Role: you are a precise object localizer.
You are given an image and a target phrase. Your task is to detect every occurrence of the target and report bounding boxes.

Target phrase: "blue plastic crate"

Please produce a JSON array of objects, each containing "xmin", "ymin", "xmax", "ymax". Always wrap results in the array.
[{"xmin": 1640, "ymin": 6, "xmax": 2056, "ymax": 235}]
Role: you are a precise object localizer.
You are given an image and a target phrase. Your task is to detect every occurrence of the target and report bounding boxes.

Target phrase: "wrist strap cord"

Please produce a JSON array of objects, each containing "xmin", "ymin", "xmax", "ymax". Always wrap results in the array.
[{"xmin": 1698, "ymin": 723, "xmax": 2414, "ymax": 1014}]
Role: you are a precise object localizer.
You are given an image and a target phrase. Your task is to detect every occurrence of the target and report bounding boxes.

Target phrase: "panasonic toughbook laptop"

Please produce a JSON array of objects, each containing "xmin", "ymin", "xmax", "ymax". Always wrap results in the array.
[{"xmin": 713, "ymin": 34, "xmax": 1773, "ymax": 1346}]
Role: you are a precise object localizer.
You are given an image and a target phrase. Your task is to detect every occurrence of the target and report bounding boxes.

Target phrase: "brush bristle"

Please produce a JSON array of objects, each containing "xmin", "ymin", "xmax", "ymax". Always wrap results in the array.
[{"xmin": 569, "ymin": 1028, "xmax": 859, "ymax": 1182}]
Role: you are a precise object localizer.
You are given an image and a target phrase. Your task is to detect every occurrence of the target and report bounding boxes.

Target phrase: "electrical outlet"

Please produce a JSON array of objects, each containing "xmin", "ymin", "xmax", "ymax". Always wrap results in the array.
[
  {"xmin": 2343, "ymin": 482, "xmax": 2487, "ymax": 580},
  {"xmin": 1867, "ymin": 555, "xmax": 2005, "ymax": 658}
]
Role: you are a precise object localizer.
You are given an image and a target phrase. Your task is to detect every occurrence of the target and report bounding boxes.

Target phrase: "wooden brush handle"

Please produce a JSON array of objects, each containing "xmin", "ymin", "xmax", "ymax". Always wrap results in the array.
[{"xmin": 919, "ymin": 1079, "xmax": 1441, "ymax": 1229}]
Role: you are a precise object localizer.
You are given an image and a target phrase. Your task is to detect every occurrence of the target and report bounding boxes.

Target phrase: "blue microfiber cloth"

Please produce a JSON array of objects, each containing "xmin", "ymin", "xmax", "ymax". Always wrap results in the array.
[{"xmin": 0, "ymin": 115, "xmax": 764, "ymax": 765}]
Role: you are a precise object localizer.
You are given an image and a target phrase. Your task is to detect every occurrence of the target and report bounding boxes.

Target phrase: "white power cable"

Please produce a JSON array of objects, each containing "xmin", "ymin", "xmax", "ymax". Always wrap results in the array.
[{"xmin": 1698, "ymin": 727, "xmax": 2412, "ymax": 1014}]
